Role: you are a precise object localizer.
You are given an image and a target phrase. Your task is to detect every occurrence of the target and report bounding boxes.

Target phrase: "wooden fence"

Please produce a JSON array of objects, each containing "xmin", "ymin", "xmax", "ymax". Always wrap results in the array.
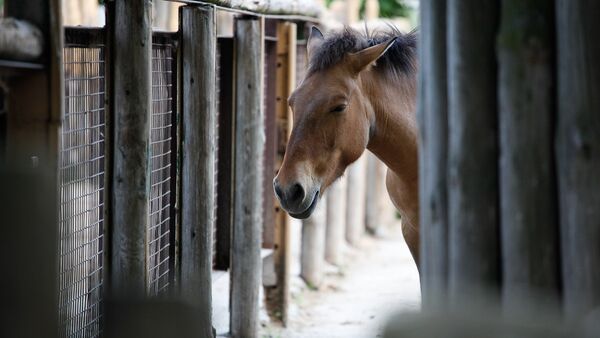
[
  {"xmin": 0, "ymin": 0, "xmax": 404, "ymax": 337},
  {"xmin": 419, "ymin": 0, "xmax": 600, "ymax": 320},
  {"xmin": 0, "ymin": 1, "xmax": 318, "ymax": 337}
]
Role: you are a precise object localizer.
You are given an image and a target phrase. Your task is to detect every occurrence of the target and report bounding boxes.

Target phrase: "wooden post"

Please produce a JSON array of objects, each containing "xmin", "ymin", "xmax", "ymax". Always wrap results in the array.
[
  {"xmin": 268, "ymin": 21, "xmax": 297, "ymax": 326},
  {"xmin": 325, "ymin": 176, "xmax": 347, "ymax": 265},
  {"xmin": 365, "ymin": 153, "xmax": 386, "ymax": 235},
  {"xmin": 346, "ymin": 154, "xmax": 367, "ymax": 246},
  {"xmin": 556, "ymin": 0, "xmax": 600, "ymax": 317},
  {"xmin": 230, "ymin": 16, "xmax": 265, "ymax": 338},
  {"xmin": 497, "ymin": 0, "xmax": 559, "ymax": 311},
  {"xmin": 447, "ymin": 0, "xmax": 500, "ymax": 303},
  {"xmin": 179, "ymin": 5, "xmax": 216, "ymax": 336},
  {"xmin": 418, "ymin": 0, "xmax": 449, "ymax": 308},
  {"xmin": 300, "ymin": 198, "xmax": 327, "ymax": 288},
  {"xmin": 111, "ymin": 0, "xmax": 152, "ymax": 298}
]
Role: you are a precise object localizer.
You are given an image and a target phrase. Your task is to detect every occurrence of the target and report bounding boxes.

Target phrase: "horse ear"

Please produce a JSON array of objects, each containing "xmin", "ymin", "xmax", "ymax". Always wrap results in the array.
[
  {"xmin": 307, "ymin": 26, "xmax": 324, "ymax": 59},
  {"xmin": 348, "ymin": 37, "xmax": 397, "ymax": 74}
]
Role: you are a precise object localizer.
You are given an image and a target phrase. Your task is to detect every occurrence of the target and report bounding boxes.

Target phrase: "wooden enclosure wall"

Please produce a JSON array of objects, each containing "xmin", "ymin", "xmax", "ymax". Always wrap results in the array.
[{"xmin": 419, "ymin": 0, "xmax": 600, "ymax": 318}]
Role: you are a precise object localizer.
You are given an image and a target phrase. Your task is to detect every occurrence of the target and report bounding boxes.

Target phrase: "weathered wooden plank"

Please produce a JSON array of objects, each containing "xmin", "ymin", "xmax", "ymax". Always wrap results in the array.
[
  {"xmin": 346, "ymin": 154, "xmax": 367, "ymax": 246},
  {"xmin": 301, "ymin": 198, "xmax": 327, "ymax": 288},
  {"xmin": 179, "ymin": 5, "xmax": 216, "ymax": 336},
  {"xmin": 418, "ymin": 0, "xmax": 448, "ymax": 308},
  {"xmin": 325, "ymin": 176, "xmax": 347, "ymax": 265},
  {"xmin": 447, "ymin": 0, "xmax": 500, "ymax": 302},
  {"xmin": 111, "ymin": 0, "xmax": 152, "ymax": 297},
  {"xmin": 230, "ymin": 15, "xmax": 265, "ymax": 338},
  {"xmin": 497, "ymin": 0, "xmax": 559, "ymax": 311},
  {"xmin": 266, "ymin": 21, "xmax": 297, "ymax": 326},
  {"xmin": 556, "ymin": 0, "xmax": 600, "ymax": 317}
]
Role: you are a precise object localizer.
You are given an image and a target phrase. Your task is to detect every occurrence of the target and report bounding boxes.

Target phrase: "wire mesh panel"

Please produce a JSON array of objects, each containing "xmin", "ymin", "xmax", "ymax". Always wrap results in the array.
[
  {"xmin": 59, "ymin": 28, "xmax": 106, "ymax": 338},
  {"xmin": 147, "ymin": 36, "xmax": 177, "ymax": 295}
]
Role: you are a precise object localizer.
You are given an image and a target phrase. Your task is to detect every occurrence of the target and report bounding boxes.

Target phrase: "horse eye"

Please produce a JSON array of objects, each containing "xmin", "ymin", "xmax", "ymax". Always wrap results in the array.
[{"xmin": 330, "ymin": 104, "xmax": 347, "ymax": 113}]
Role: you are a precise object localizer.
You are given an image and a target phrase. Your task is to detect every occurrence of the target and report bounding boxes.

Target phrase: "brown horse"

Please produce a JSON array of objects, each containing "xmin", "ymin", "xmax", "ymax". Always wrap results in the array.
[{"xmin": 273, "ymin": 26, "xmax": 419, "ymax": 266}]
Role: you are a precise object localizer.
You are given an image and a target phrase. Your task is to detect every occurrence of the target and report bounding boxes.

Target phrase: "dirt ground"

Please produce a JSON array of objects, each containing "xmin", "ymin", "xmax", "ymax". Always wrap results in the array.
[
  {"xmin": 259, "ymin": 220, "xmax": 421, "ymax": 338},
  {"xmin": 213, "ymin": 219, "xmax": 421, "ymax": 338}
]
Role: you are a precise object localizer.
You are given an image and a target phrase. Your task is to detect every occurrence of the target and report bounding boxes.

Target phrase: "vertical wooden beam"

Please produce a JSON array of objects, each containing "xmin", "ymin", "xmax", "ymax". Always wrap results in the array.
[
  {"xmin": 345, "ymin": 154, "xmax": 367, "ymax": 246},
  {"xmin": 556, "ymin": 0, "xmax": 600, "ymax": 317},
  {"xmin": 418, "ymin": 0, "xmax": 449, "ymax": 308},
  {"xmin": 230, "ymin": 15, "xmax": 265, "ymax": 338},
  {"xmin": 111, "ymin": 0, "xmax": 152, "ymax": 297},
  {"xmin": 180, "ymin": 5, "xmax": 216, "ymax": 336},
  {"xmin": 497, "ymin": 0, "xmax": 559, "ymax": 312},
  {"xmin": 300, "ymin": 199, "xmax": 327, "ymax": 288},
  {"xmin": 325, "ymin": 176, "xmax": 347, "ymax": 265},
  {"xmin": 447, "ymin": 0, "xmax": 500, "ymax": 303},
  {"xmin": 267, "ymin": 21, "xmax": 297, "ymax": 326}
]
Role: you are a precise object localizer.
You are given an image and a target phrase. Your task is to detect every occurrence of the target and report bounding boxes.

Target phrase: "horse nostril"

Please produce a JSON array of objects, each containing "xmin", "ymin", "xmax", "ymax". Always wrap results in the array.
[
  {"xmin": 273, "ymin": 181, "xmax": 283, "ymax": 199},
  {"xmin": 289, "ymin": 183, "xmax": 305, "ymax": 204}
]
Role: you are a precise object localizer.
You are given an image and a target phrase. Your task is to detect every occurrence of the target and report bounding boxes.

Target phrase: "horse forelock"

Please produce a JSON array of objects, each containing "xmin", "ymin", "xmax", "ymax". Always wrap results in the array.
[{"xmin": 307, "ymin": 26, "xmax": 418, "ymax": 78}]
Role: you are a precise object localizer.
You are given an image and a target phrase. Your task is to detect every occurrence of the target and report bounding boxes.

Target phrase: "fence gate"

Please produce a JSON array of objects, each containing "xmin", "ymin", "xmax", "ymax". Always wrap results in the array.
[{"xmin": 59, "ymin": 27, "xmax": 107, "ymax": 338}]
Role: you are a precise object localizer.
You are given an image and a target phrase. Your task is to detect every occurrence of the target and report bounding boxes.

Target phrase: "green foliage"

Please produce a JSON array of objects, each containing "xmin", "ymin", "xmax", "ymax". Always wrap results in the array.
[
  {"xmin": 361, "ymin": 0, "xmax": 410, "ymax": 19},
  {"xmin": 324, "ymin": 0, "xmax": 411, "ymax": 19}
]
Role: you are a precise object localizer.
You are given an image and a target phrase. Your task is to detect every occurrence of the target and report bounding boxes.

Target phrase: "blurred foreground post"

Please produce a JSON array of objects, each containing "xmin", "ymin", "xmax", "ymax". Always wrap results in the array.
[
  {"xmin": 447, "ymin": 0, "xmax": 500, "ymax": 302},
  {"xmin": 497, "ymin": 0, "xmax": 559, "ymax": 311},
  {"xmin": 418, "ymin": 0, "xmax": 449, "ymax": 308},
  {"xmin": 556, "ymin": 0, "xmax": 600, "ymax": 317},
  {"xmin": 0, "ymin": 167, "xmax": 59, "ymax": 338}
]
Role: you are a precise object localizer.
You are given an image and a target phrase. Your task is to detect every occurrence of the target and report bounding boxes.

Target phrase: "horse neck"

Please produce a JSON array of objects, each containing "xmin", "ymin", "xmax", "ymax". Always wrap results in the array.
[{"xmin": 363, "ymin": 70, "xmax": 418, "ymax": 184}]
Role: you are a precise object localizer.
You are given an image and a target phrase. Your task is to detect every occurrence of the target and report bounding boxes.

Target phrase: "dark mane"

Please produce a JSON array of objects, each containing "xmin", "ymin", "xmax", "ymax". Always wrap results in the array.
[{"xmin": 307, "ymin": 26, "xmax": 418, "ymax": 77}]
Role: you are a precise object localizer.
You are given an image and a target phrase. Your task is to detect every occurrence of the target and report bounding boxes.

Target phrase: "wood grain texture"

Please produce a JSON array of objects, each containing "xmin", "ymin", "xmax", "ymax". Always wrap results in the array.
[
  {"xmin": 230, "ymin": 16, "xmax": 265, "ymax": 338},
  {"xmin": 267, "ymin": 21, "xmax": 297, "ymax": 326},
  {"xmin": 418, "ymin": 0, "xmax": 449, "ymax": 308},
  {"xmin": 111, "ymin": 0, "xmax": 152, "ymax": 297},
  {"xmin": 556, "ymin": 0, "xmax": 600, "ymax": 317},
  {"xmin": 179, "ymin": 6, "xmax": 216, "ymax": 336},
  {"xmin": 447, "ymin": 0, "xmax": 500, "ymax": 303},
  {"xmin": 497, "ymin": 0, "xmax": 559, "ymax": 311}
]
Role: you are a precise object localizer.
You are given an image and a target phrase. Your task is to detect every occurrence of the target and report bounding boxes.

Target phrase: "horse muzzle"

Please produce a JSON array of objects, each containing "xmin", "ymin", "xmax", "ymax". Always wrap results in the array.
[{"xmin": 273, "ymin": 178, "xmax": 320, "ymax": 219}]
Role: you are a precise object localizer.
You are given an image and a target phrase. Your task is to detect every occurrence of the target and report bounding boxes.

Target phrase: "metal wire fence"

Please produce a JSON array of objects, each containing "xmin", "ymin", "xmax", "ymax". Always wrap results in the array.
[
  {"xmin": 147, "ymin": 38, "xmax": 177, "ymax": 296},
  {"xmin": 59, "ymin": 31, "xmax": 106, "ymax": 338}
]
